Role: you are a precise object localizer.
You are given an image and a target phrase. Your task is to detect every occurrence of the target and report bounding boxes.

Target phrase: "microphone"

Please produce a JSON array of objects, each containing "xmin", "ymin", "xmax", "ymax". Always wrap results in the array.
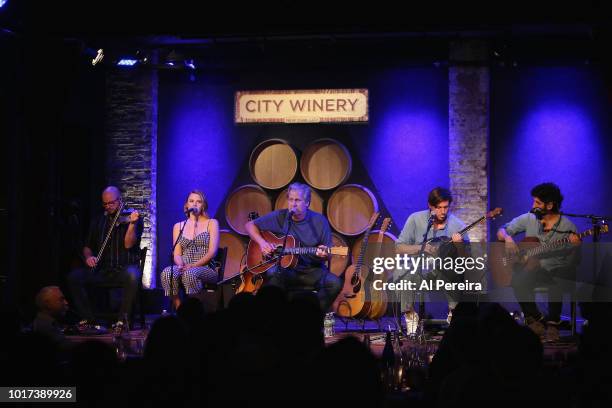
[
  {"xmin": 185, "ymin": 207, "xmax": 200, "ymax": 216},
  {"xmin": 288, "ymin": 209, "xmax": 295, "ymax": 217},
  {"xmin": 429, "ymin": 210, "xmax": 436, "ymax": 222}
]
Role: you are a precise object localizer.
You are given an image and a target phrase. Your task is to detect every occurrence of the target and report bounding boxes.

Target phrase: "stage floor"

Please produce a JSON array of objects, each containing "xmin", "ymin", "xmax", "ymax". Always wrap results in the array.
[{"xmin": 63, "ymin": 314, "xmax": 579, "ymax": 365}]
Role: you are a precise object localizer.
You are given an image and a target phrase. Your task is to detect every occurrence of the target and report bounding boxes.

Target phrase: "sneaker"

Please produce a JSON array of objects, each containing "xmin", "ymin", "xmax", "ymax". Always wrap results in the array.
[
  {"xmin": 525, "ymin": 315, "xmax": 545, "ymax": 338},
  {"xmin": 545, "ymin": 321, "xmax": 561, "ymax": 343}
]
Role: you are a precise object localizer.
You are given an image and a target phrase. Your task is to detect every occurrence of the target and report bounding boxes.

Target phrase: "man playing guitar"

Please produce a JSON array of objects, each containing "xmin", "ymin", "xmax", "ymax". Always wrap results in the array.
[
  {"xmin": 245, "ymin": 182, "xmax": 342, "ymax": 312},
  {"xmin": 497, "ymin": 182, "xmax": 581, "ymax": 341},
  {"xmin": 395, "ymin": 187, "xmax": 469, "ymax": 324}
]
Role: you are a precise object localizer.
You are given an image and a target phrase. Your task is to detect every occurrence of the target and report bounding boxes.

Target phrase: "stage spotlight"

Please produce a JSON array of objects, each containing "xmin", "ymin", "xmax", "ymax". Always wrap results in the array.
[
  {"xmin": 117, "ymin": 59, "xmax": 138, "ymax": 67},
  {"xmin": 0, "ymin": 0, "xmax": 7, "ymax": 9},
  {"xmin": 91, "ymin": 49, "xmax": 104, "ymax": 66},
  {"xmin": 185, "ymin": 59, "xmax": 196, "ymax": 70}
]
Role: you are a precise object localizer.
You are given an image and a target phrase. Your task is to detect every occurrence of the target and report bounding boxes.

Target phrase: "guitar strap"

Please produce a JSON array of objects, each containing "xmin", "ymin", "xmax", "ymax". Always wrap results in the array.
[{"xmin": 541, "ymin": 216, "xmax": 563, "ymax": 243}]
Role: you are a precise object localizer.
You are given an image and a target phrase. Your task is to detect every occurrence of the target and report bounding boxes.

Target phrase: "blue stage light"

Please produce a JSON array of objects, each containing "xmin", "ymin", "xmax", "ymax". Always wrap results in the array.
[{"xmin": 117, "ymin": 59, "xmax": 138, "ymax": 67}]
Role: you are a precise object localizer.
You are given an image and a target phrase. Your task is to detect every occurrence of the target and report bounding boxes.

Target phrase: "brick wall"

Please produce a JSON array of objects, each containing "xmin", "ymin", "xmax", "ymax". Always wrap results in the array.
[
  {"xmin": 105, "ymin": 67, "xmax": 158, "ymax": 288},
  {"xmin": 448, "ymin": 40, "xmax": 490, "ymax": 242}
]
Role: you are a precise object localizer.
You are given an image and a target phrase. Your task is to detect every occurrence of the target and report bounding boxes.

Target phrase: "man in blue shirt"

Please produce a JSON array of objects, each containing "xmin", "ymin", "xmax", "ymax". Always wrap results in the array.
[
  {"xmin": 245, "ymin": 183, "xmax": 342, "ymax": 312},
  {"xmin": 396, "ymin": 187, "xmax": 467, "ymax": 323},
  {"xmin": 497, "ymin": 182, "xmax": 581, "ymax": 341}
]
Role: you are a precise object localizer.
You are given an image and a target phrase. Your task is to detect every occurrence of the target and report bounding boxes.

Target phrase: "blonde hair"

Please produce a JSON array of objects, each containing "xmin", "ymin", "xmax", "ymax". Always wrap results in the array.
[{"xmin": 183, "ymin": 190, "xmax": 209, "ymax": 217}]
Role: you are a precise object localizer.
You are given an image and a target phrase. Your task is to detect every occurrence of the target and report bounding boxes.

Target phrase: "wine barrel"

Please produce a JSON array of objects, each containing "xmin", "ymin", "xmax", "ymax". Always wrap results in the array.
[
  {"xmin": 274, "ymin": 187, "xmax": 324, "ymax": 214},
  {"xmin": 225, "ymin": 185, "xmax": 272, "ymax": 235},
  {"xmin": 351, "ymin": 230, "xmax": 398, "ymax": 264},
  {"xmin": 218, "ymin": 229, "xmax": 247, "ymax": 280},
  {"xmin": 329, "ymin": 232, "xmax": 350, "ymax": 277},
  {"xmin": 327, "ymin": 184, "xmax": 379, "ymax": 236},
  {"xmin": 249, "ymin": 139, "xmax": 298, "ymax": 190},
  {"xmin": 300, "ymin": 138, "xmax": 351, "ymax": 190}
]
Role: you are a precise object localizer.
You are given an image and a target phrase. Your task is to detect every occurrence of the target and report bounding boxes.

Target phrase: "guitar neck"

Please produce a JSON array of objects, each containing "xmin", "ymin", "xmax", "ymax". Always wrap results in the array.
[
  {"xmin": 458, "ymin": 216, "xmax": 485, "ymax": 237},
  {"xmin": 282, "ymin": 246, "xmax": 346, "ymax": 257},
  {"xmin": 355, "ymin": 223, "xmax": 382, "ymax": 269},
  {"xmin": 283, "ymin": 247, "xmax": 328, "ymax": 255},
  {"xmin": 525, "ymin": 229, "xmax": 589, "ymax": 258}
]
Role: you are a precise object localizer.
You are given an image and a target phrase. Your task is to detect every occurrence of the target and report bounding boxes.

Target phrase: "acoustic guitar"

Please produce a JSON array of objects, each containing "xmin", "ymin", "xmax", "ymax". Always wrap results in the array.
[
  {"xmin": 491, "ymin": 224, "xmax": 608, "ymax": 287},
  {"xmin": 367, "ymin": 217, "xmax": 392, "ymax": 320},
  {"xmin": 236, "ymin": 211, "xmax": 263, "ymax": 294},
  {"xmin": 245, "ymin": 231, "xmax": 349, "ymax": 274},
  {"xmin": 425, "ymin": 207, "xmax": 503, "ymax": 257},
  {"xmin": 416, "ymin": 208, "xmax": 502, "ymax": 284},
  {"xmin": 333, "ymin": 212, "xmax": 380, "ymax": 318}
]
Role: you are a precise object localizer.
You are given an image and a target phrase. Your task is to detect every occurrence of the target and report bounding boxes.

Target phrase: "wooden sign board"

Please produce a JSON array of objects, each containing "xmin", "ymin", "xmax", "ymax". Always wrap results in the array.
[{"xmin": 235, "ymin": 89, "xmax": 368, "ymax": 124}]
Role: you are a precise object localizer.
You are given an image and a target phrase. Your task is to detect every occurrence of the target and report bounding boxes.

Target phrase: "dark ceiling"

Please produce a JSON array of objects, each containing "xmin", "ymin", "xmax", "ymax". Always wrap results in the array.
[{"xmin": 2, "ymin": 1, "xmax": 611, "ymax": 68}]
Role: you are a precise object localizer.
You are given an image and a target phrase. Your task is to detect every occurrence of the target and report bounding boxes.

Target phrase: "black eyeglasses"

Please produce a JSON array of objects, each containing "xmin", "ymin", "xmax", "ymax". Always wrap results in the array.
[{"xmin": 102, "ymin": 198, "xmax": 120, "ymax": 207}]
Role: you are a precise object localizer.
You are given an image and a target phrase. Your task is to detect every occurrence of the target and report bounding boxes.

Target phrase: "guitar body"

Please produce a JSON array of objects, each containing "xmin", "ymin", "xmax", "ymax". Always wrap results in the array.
[
  {"xmin": 333, "ymin": 213, "xmax": 381, "ymax": 318},
  {"xmin": 246, "ymin": 231, "xmax": 298, "ymax": 274},
  {"xmin": 243, "ymin": 230, "xmax": 349, "ymax": 294},
  {"xmin": 490, "ymin": 236, "xmax": 541, "ymax": 287},
  {"xmin": 333, "ymin": 264, "xmax": 371, "ymax": 318},
  {"xmin": 236, "ymin": 267, "xmax": 264, "ymax": 294},
  {"xmin": 367, "ymin": 273, "xmax": 388, "ymax": 320},
  {"xmin": 427, "ymin": 236, "xmax": 457, "ymax": 258},
  {"xmin": 491, "ymin": 224, "xmax": 607, "ymax": 287},
  {"xmin": 238, "ymin": 231, "xmax": 296, "ymax": 294},
  {"xmin": 367, "ymin": 286, "xmax": 387, "ymax": 320},
  {"xmin": 367, "ymin": 220, "xmax": 392, "ymax": 320}
]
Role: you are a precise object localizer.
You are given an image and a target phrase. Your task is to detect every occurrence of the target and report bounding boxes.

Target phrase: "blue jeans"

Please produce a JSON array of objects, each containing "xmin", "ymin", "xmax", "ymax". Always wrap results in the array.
[{"xmin": 264, "ymin": 265, "xmax": 342, "ymax": 312}]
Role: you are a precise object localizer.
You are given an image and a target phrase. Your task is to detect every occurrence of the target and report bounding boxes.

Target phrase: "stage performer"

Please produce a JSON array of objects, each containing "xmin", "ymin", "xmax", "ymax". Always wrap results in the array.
[
  {"xmin": 497, "ymin": 182, "xmax": 581, "ymax": 341},
  {"xmin": 161, "ymin": 190, "xmax": 220, "ymax": 311},
  {"xmin": 67, "ymin": 186, "xmax": 143, "ymax": 332},
  {"xmin": 395, "ymin": 187, "xmax": 469, "ymax": 324},
  {"xmin": 245, "ymin": 182, "xmax": 341, "ymax": 312}
]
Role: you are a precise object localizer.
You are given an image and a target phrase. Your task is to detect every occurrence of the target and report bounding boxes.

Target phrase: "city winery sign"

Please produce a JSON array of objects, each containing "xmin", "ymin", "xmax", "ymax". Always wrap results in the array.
[{"xmin": 235, "ymin": 89, "xmax": 368, "ymax": 123}]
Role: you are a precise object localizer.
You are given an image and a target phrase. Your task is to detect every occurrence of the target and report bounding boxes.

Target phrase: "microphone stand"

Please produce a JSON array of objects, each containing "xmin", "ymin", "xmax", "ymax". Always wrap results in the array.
[
  {"xmin": 169, "ymin": 212, "xmax": 190, "ymax": 314},
  {"xmin": 560, "ymin": 213, "xmax": 610, "ymax": 280},
  {"xmin": 416, "ymin": 214, "xmax": 435, "ymax": 319},
  {"xmin": 276, "ymin": 210, "xmax": 294, "ymax": 276}
]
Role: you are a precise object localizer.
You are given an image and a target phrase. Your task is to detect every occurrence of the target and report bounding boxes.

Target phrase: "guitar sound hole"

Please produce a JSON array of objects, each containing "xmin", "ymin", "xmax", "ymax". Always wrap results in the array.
[{"xmin": 353, "ymin": 280, "xmax": 362, "ymax": 293}]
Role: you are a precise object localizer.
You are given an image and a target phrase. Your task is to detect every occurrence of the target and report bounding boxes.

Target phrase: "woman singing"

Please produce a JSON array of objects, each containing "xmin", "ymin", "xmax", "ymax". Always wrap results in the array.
[{"xmin": 161, "ymin": 190, "xmax": 219, "ymax": 310}]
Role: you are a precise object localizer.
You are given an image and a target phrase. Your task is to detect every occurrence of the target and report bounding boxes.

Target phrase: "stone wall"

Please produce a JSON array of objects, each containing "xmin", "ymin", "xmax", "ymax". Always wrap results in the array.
[
  {"xmin": 448, "ymin": 40, "xmax": 490, "ymax": 242},
  {"xmin": 105, "ymin": 67, "xmax": 158, "ymax": 287}
]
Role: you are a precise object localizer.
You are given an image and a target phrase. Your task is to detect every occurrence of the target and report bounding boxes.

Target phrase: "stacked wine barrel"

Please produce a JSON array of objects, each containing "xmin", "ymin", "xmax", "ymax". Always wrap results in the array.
[{"xmin": 222, "ymin": 138, "xmax": 396, "ymax": 318}]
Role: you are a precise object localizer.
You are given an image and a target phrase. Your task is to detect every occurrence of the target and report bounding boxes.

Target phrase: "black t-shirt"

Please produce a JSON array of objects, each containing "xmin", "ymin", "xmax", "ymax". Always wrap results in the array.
[
  {"xmin": 253, "ymin": 209, "xmax": 332, "ymax": 269},
  {"xmin": 86, "ymin": 213, "xmax": 144, "ymax": 268}
]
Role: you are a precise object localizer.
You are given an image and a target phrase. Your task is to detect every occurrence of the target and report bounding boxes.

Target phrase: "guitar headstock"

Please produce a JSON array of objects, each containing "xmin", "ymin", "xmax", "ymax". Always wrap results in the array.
[
  {"xmin": 486, "ymin": 207, "xmax": 503, "ymax": 220},
  {"xmin": 580, "ymin": 224, "xmax": 608, "ymax": 239},
  {"xmin": 380, "ymin": 217, "xmax": 391, "ymax": 234}
]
